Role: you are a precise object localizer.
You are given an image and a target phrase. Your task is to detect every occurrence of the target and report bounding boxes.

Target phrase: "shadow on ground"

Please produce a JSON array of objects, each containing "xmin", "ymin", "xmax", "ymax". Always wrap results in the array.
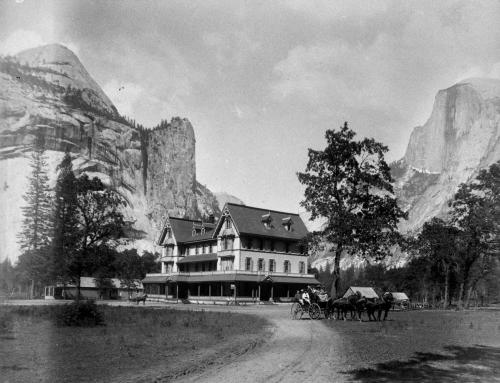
[{"xmin": 343, "ymin": 345, "xmax": 500, "ymax": 382}]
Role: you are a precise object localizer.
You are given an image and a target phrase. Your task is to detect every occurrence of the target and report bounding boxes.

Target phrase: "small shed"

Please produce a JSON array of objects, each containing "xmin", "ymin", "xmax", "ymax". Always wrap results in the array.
[
  {"xmin": 343, "ymin": 286, "xmax": 379, "ymax": 299},
  {"xmin": 44, "ymin": 277, "xmax": 143, "ymax": 300},
  {"xmin": 391, "ymin": 292, "xmax": 410, "ymax": 302}
]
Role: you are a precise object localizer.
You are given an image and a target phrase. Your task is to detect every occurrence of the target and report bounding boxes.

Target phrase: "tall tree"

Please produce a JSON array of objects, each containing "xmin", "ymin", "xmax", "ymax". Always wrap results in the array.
[
  {"xmin": 450, "ymin": 160, "xmax": 500, "ymax": 308},
  {"xmin": 16, "ymin": 134, "xmax": 53, "ymax": 297},
  {"xmin": 417, "ymin": 218, "xmax": 460, "ymax": 308},
  {"xmin": 297, "ymin": 122, "xmax": 406, "ymax": 298},
  {"xmin": 51, "ymin": 151, "xmax": 79, "ymax": 285},
  {"xmin": 17, "ymin": 134, "xmax": 52, "ymax": 251},
  {"xmin": 70, "ymin": 174, "xmax": 126, "ymax": 298}
]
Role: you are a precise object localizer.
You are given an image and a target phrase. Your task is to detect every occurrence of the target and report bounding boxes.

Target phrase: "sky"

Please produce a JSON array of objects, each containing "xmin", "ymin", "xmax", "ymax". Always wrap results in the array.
[{"xmin": 1, "ymin": 0, "xmax": 500, "ymax": 214}]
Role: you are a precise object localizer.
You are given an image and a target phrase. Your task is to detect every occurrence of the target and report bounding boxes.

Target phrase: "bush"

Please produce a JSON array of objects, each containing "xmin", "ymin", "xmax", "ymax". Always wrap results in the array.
[{"xmin": 55, "ymin": 300, "xmax": 105, "ymax": 327}]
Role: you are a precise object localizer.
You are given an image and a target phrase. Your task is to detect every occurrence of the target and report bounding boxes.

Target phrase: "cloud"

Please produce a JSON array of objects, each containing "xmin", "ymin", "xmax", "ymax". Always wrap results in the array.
[
  {"xmin": 0, "ymin": 29, "xmax": 80, "ymax": 57},
  {"xmin": 202, "ymin": 31, "xmax": 261, "ymax": 67},
  {"xmin": 103, "ymin": 79, "xmax": 170, "ymax": 127},
  {"xmin": 0, "ymin": 29, "xmax": 46, "ymax": 55}
]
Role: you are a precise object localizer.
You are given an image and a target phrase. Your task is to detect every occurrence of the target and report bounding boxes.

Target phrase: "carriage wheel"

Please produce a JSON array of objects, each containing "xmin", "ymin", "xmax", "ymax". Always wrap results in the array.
[
  {"xmin": 290, "ymin": 302, "xmax": 303, "ymax": 320},
  {"xmin": 309, "ymin": 303, "xmax": 321, "ymax": 320}
]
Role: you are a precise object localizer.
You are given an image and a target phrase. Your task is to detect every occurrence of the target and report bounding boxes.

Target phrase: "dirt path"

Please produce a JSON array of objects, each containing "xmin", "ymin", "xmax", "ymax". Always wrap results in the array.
[{"xmin": 176, "ymin": 305, "xmax": 346, "ymax": 383}]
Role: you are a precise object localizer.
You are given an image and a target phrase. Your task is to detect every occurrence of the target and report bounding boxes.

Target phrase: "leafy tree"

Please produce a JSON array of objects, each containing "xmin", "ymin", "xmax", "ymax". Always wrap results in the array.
[
  {"xmin": 16, "ymin": 134, "xmax": 53, "ymax": 297},
  {"xmin": 450, "ymin": 161, "xmax": 500, "ymax": 307},
  {"xmin": 417, "ymin": 218, "xmax": 460, "ymax": 308},
  {"xmin": 113, "ymin": 249, "xmax": 159, "ymax": 296},
  {"xmin": 69, "ymin": 175, "xmax": 126, "ymax": 298},
  {"xmin": 297, "ymin": 122, "xmax": 406, "ymax": 298},
  {"xmin": 51, "ymin": 154, "xmax": 126, "ymax": 299}
]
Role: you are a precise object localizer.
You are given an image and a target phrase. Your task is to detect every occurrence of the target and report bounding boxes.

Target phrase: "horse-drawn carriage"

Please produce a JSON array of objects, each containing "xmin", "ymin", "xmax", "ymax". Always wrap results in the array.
[
  {"xmin": 290, "ymin": 287, "xmax": 332, "ymax": 320},
  {"xmin": 290, "ymin": 287, "xmax": 396, "ymax": 322}
]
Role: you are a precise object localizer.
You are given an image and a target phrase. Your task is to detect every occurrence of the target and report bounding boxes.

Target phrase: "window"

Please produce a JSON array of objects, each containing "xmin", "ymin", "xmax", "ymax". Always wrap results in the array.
[
  {"xmin": 195, "ymin": 245, "xmax": 199, "ymax": 255},
  {"xmin": 167, "ymin": 229, "xmax": 172, "ymax": 238},
  {"xmin": 223, "ymin": 237, "xmax": 234, "ymax": 250},
  {"xmin": 202, "ymin": 245, "xmax": 206, "ymax": 254},
  {"xmin": 225, "ymin": 218, "xmax": 232, "ymax": 229},
  {"xmin": 284, "ymin": 260, "xmax": 290, "ymax": 273},
  {"xmin": 209, "ymin": 243, "xmax": 213, "ymax": 253},
  {"xmin": 221, "ymin": 257, "xmax": 234, "ymax": 271},
  {"xmin": 269, "ymin": 259, "xmax": 275, "ymax": 272},
  {"xmin": 258, "ymin": 258, "xmax": 264, "ymax": 272},
  {"xmin": 299, "ymin": 261, "xmax": 305, "ymax": 274},
  {"xmin": 165, "ymin": 246, "xmax": 173, "ymax": 257},
  {"xmin": 245, "ymin": 257, "xmax": 252, "ymax": 271}
]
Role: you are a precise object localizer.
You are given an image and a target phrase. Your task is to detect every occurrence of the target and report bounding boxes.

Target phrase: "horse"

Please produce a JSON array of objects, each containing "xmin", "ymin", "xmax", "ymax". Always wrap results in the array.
[
  {"xmin": 329, "ymin": 292, "xmax": 363, "ymax": 321},
  {"xmin": 131, "ymin": 293, "xmax": 148, "ymax": 305},
  {"xmin": 365, "ymin": 292, "xmax": 394, "ymax": 321}
]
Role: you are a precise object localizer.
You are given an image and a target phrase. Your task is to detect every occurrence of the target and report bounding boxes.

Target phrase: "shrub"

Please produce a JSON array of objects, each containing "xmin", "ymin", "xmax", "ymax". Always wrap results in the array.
[
  {"xmin": 55, "ymin": 300, "xmax": 105, "ymax": 327},
  {"xmin": 0, "ymin": 310, "xmax": 13, "ymax": 334}
]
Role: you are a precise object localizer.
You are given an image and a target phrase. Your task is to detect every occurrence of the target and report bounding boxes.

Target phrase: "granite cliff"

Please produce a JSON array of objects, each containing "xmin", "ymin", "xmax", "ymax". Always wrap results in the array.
[
  {"xmin": 0, "ymin": 44, "xmax": 220, "ymax": 261},
  {"xmin": 393, "ymin": 78, "xmax": 500, "ymax": 232}
]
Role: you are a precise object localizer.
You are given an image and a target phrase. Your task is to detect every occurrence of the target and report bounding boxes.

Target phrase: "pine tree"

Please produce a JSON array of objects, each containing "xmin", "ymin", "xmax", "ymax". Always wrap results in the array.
[
  {"xmin": 51, "ymin": 151, "xmax": 79, "ymax": 285},
  {"xmin": 17, "ymin": 134, "xmax": 52, "ymax": 251},
  {"xmin": 16, "ymin": 134, "xmax": 53, "ymax": 297}
]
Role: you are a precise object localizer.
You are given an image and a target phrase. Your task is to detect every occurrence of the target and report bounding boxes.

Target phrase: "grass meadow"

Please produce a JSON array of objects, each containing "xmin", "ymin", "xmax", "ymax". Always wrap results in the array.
[
  {"xmin": 324, "ymin": 309, "xmax": 500, "ymax": 382},
  {"xmin": 0, "ymin": 304, "xmax": 271, "ymax": 383}
]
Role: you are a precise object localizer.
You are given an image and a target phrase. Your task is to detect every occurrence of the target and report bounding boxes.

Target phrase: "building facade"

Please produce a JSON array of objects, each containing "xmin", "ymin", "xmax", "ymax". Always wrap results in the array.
[{"xmin": 143, "ymin": 203, "xmax": 319, "ymax": 302}]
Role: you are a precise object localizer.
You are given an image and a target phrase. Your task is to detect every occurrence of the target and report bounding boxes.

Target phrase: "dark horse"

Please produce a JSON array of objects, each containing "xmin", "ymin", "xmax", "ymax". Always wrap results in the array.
[
  {"xmin": 365, "ymin": 292, "xmax": 394, "ymax": 321},
  {"xmin": 328, "ymin": 292, "xmax": 364, "ymax": 321}
]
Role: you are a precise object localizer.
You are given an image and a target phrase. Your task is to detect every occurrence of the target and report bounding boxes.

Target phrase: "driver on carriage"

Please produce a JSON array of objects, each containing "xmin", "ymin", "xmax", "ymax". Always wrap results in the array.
[{"xmin": 299, "ymin": 289, "xmax": 310, "ymax": 307}]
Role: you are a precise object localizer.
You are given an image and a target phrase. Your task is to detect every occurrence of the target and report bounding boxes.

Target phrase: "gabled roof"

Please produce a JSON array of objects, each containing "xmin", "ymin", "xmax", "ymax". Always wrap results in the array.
[
  {"xmin": 167, "ymin": 217, "xmax": 217, "ymax": 244},
  {"xmin": 343, "ymin": 286, "xmax": 379, "ymax": 299},
  {"xmin": 219, "ymin": 203, "xmax": 309, "ymax": 240},
  {"xmin": 391, "ymin": 292, "xmax": 410, "ymax": 301}
]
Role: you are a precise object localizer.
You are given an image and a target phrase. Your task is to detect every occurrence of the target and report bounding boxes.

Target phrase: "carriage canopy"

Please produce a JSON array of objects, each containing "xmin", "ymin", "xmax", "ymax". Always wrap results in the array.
[{"xmin": 343, "ymin": 286, "xmax": 379, "ymax": 299}]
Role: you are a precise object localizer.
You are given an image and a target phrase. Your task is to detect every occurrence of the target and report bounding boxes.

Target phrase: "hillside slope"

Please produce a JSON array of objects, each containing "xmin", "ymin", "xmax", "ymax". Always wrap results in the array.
[{"xmin": 0, "ymin": 44, "xmax": 220, "ymax": 262}]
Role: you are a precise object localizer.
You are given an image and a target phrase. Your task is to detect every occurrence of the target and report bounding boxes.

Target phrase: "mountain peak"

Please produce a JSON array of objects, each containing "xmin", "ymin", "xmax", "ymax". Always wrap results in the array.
[
  {"xmin": 15, "ymin": 43, "xmax": 115, "ymax": 114},
  {"xmin": 456, "ymin": 77, "xmax": 500, "ymax": 100}
]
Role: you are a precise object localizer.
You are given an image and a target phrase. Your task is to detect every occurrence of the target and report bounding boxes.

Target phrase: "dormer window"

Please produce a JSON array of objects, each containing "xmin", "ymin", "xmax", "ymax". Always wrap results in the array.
[
  {"xmin": 282, "ymin": 217, "xmax": 293, "ymax": 231},
  {"xmin": 262, "ymin": 212, "xmax": 272, "ymax": 229}
]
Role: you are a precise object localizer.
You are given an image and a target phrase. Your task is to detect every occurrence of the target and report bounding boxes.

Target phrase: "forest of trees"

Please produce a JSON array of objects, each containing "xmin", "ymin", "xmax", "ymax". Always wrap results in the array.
[{"xmin": 1, "ymin": 133, "xmax": 160, "ymax": 299}]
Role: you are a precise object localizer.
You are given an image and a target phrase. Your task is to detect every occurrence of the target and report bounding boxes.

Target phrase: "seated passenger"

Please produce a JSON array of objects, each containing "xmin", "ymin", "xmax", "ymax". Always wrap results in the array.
[{"xmin": 301, "ymin": 290, "xmax": 311, "ymax": 306}]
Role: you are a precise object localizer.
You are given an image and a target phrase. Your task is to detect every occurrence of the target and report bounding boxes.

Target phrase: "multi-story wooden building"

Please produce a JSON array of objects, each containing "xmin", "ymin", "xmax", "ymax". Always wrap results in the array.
[{"xmin": 142, "ymin": 203, "xmax": 319, "ymax": 303}]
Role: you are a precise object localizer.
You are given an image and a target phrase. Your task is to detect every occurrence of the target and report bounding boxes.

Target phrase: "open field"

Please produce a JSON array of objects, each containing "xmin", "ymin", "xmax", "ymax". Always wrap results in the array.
[
  {"xmin": 0, "ymin": 304, "xmax": 271, "ymax": 383},
  {"xmin": 1, "ymin": 302, "xmax": 500, "ymax": 382},
  {"xmin": 174, "ymin": 306, "xmax": 500, "ymax": 383}
]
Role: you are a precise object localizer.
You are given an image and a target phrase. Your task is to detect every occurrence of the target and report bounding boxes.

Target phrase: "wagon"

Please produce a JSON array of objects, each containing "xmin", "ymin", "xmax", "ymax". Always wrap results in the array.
[{"xmin": 290, "ymin": 289, "xmax": 332, "ymax": 320}]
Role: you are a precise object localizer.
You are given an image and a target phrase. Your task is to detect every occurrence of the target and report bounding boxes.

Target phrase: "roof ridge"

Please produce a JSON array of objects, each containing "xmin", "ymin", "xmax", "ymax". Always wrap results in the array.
[
  {"xmin": 168, "ymin": 216, "xmax": 203, "ymax": 223},
  {"xmin": 226, "ymin": 202, "xmax": 300, "ymax": 217}
]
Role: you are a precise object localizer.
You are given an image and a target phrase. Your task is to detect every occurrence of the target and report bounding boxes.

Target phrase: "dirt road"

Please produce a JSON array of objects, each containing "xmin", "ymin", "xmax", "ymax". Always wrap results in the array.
[{"xmin": 176, "ymin": 305, "xmax": 347, "ymax": 383}]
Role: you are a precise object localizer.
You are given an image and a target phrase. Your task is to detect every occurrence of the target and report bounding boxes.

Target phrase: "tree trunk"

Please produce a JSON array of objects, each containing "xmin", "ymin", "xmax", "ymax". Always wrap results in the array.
[
  {"xmin": 76, "ymin": 277, "xmax": 81, "ymax": 301},
  {"xmin": 330, "ymin": 245, "xmax": 342, "ymax": 299},
  {"xmin": 457, "ymin": 282, "xmax": 464, "ymax": 309},
  {"xmin": 30, "ymin": 279, "xmax": 35, "ymax": 300},
  {"xmin": 465, "ymin": 285, "xmax": 474, "ymax": 309},
  {"xmin": 443, "ymin": 264, "xmax": 450, "ymax": 309}
]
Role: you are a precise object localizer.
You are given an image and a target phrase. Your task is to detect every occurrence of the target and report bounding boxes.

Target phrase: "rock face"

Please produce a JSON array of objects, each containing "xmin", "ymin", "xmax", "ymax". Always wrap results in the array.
[
  {"xmin": 214, "ymin": 192, "xmax": 245, "ymax": 210},
  {"xmin": 393, "ymin": 78, "xmax": 500, "ymax": 232},
  {"xmin": 0, "ymin": 44, "xmax": 220, "ymax": 262}
]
